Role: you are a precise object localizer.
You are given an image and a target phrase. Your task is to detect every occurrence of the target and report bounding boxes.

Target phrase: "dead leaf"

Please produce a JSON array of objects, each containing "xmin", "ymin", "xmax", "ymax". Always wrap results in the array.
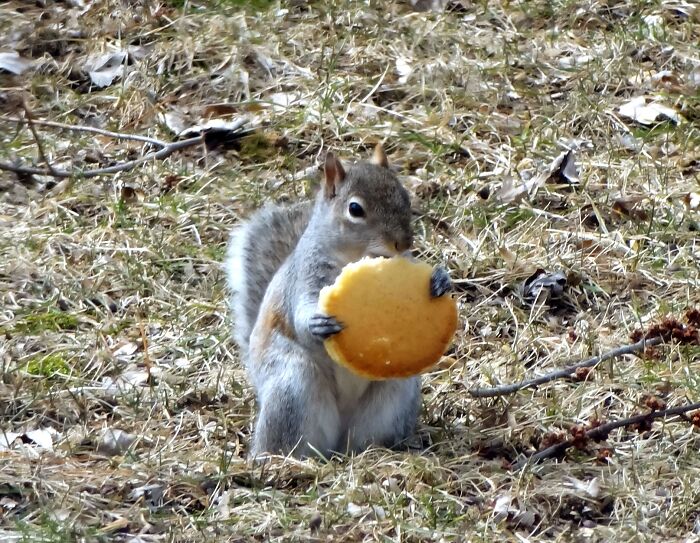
[
  {"xmin": 0, "ymin": 428, "xmax": 58, "ymax": 451},
  {"xmin": 120, "ymin": 186, "xmax": 146, "ymax": 204},
  {"xmin": 618, "ymin": 96, "xmax": 683, "ymax": 126},
  {"xmin": 498, "ymin": 150, "xmax": 577, "ymax": 203},
  {"xmin": 0, "ymin": 52, "xmax": 34, "ymax": 75},
  {"xmin": 612, "ymin": 196, "xmax": 649, "ymax": 221},
  {"xmin": 346, "ymin": 502, "xmax": 364, "ymax": 518},
  {"xmin": 129, "ymin": 483, "xmax": 164, "ymax": 512},
  {"xmin": 112, "ymin": 341, "xmax": 139, "ymax": 359},
  {"xmin": 558, "ymin": 149, "xmax": 579, "ymax": 184},
  {"xmin": 0, "ymin": 432, "xmax": 21, "ymax": 451},
  {"xmin": 650, "ymin": 70, "xmax": 681, "ymax": 90},
  {"xmin": 160, "ymin": 110, "xmax": 189, "ymax": 135},
  {"xmin": 97, "ymin": 428, "xmax": 137, "ymax": 456},
  {"xmin": 162, "ymin": 174, "xmax": 182, "ymax": 193},
  {"xmin": 202, "ymin": 103, "xmax": 239, "ymax": 118},
  {"xmin": 268, "ymin": 92, "xmax": 306, "ymax": 110},
  {"xmin": 102, "ymin": 364, "xmax": 161, "ymax": 395},
  {"xmin": 498, "ymin": 175, "xmax": 541, "ymax": 204},
  {"xmin": 176, "ymin": 118, "xmax": 254, "ymax": 150},
  {"xmin": 566, "ymin": 477, "xmax": 601, "ymax": 499},
  {"xmin": 0, "ymin": 496, "xmax": 18, "ymax": 512},
  {"xmin": 523, "ymin": 269, "xmax": 567, "ymax": 302},
  {"xmin": 178, "ymin": 118, "xmax": 249, "ymax": 139},
  {"xmin": 499, "ymin": 245, "xmax": 517, "ymax": 266},
  {"xmin": 492, "ymin": 494, "xmax": 538, "ymax": 528},
  {"xmin": 493, "ymin": 494, "xmax": 513, "ymax": 520},
  {"xmin": 410, "ymin": 0, "xmax": 461, "ymax": 12},
  {"xmin": 411, "ymin": 0, "xmax": 448, "ymax": 12},
  {"xmin": 558, "ymin": 54, "xmax": 593, "ymax": 69},
  {"xmin": 689, "ymin": 66, "xmax": 700, "ymax": 89},
  {"xmin": 86, "ymin": 51, "xmax": 127, "ymax": 88},
  {"xmin": 642, "ymin": 14, "xmax": 664, "ymax": 37},
  {"xmin": 396, "ymin": 57, "xmax": 413, "ymax": 84},
  {"xmin": 684, "ymin": 192, "xmax": 700, "ymax": 210},
  {"xmin": 617, "ymin": 133, "xmax": 643, "ymax": 153},
  {"xmin": 24, "ymin": 428, "xmax": 55, "ymax": 450}
]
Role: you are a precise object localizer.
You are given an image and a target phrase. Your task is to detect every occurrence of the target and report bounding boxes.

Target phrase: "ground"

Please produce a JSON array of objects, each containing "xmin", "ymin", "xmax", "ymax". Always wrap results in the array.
[{"xmin": 1, "ymin": 0, "xmax": 700, "ymax": 541}]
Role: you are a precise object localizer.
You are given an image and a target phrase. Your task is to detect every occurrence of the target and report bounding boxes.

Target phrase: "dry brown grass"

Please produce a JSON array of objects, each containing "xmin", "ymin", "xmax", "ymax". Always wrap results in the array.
[{"xmin": 1, "ymin": 0, "xmax": 700, "ymax": 541}]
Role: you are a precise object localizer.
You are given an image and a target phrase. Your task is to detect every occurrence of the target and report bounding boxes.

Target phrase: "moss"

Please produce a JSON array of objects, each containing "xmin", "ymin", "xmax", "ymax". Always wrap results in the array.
[
  {"xmin": 102, "ymin": 319, "xmax": 133, "ymax": 336},
  {"xmin": 15, "ymin": 310, "xmax": 79, "ymax": 334},
  {"xmin": 24, "ymin": 354, "xmax": 71, "ymax": 377},
  {"xmin": 238, "ymin": 132, "xmax": 278, "ymax": 162}
]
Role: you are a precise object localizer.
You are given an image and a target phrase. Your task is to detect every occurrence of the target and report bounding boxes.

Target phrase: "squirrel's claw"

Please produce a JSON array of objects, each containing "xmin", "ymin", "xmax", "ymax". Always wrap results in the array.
[
  {"xmin": 309, "ymin": 314, "xmax": 344, "ymax": 340},
  {"xmin": 430, "ymin": 266, "xmax": 452, "ymax": 298}
]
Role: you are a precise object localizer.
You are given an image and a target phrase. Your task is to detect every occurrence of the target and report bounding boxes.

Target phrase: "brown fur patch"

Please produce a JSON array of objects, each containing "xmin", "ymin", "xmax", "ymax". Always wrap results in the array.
[{"xmin": 249, "ymin": 293, "xmax": 295, "ymax": 359}]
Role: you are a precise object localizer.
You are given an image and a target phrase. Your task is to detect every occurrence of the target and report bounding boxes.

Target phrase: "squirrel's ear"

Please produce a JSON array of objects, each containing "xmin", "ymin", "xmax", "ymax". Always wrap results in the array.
[
  {"xmin": 323, "ymin": 152, "xmax": 346, "ymax": 199},
  {"xmin": 371, "ymin": 143, "xmax": 389, "ymax": 168}
]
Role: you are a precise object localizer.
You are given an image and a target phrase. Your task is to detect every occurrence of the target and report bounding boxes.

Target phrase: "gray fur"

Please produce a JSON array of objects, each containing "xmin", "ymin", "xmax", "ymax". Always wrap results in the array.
[
  {"xmin": 226, "ymin": 157, "xmax": 424, "ymax": 459},
  {"xmin": 225, "ymin": 201, "xmax": 312, "ymax": 354}
]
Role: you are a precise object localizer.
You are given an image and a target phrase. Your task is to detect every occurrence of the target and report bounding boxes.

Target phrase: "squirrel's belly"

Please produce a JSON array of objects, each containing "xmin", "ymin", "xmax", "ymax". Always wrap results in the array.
[{"xmin": 333, "ymin": 362, "xmax": 371, "ymax": 413}]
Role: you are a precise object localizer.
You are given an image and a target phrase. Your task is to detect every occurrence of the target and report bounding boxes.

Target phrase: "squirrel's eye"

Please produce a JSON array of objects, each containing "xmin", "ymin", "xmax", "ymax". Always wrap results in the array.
[{"xmin": 348, "ymin": 202, "xmax": 365, "ymax": 218}]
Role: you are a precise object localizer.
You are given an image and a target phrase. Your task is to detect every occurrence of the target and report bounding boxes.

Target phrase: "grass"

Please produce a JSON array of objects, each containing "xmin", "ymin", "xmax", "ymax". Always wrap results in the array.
[{"xmin": 1, "ymin": 0, "xmax": 700, "ymax": 541}]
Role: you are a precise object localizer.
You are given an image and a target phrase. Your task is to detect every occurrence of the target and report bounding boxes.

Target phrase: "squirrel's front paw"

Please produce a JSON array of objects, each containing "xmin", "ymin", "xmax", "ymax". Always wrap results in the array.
[
  {"xmin": 309, "ymin": 314, "xmax": 344, "ymax": 340},
  {"xmin": 430, "ymin": 266, "xmax": 452, "ymax": 298}
]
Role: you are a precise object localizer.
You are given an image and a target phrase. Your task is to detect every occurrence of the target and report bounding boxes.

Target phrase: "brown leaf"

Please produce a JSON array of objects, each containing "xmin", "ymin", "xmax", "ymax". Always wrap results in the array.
[
  {"xmin": 162, "ymin": 174, "xmax": 182, "ymax": 194},
  {"xmin": 202, "ymin": 103, "xmax": 239, "ymax": 119},
  {"xmin": 120, "ymin": 186, "xmax": 145, "ymax": 204},
  {"xmin": 612, "ymin": 196, "xmax": 649, "ymax": 221}
]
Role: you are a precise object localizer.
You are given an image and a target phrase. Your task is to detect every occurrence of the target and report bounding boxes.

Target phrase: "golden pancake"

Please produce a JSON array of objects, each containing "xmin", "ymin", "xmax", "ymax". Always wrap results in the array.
[{"xmin": 319, "ymin": 257, "xmax": 458, "ymax": 379}]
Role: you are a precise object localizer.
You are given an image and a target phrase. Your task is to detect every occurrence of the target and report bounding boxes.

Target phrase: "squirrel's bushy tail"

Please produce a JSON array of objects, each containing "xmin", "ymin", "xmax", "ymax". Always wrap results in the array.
[{"xmin": 225, "ymin": 202, "xmax": 312, "ymax": 353}]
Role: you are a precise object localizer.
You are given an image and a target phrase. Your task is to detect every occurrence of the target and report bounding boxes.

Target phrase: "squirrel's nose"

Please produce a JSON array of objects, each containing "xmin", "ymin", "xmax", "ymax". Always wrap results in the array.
[{"xmin": 394, "ymin": 235, "xmax": 412, "ymax": 253}]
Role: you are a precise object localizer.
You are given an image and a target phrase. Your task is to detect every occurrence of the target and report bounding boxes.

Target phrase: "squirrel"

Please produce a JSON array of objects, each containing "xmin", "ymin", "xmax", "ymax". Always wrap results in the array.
[{"xmin": 225, "ymin": 144, "xmax": 452, "ymax": 459}]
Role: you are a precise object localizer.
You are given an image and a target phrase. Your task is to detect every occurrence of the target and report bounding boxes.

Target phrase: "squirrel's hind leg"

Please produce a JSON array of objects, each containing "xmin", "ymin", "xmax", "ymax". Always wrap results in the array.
[
  {"xmin": 250, "ymin": 357, "xmax": 341, "ymax": 460},
  {"xmin": 344, "ymin": 377, "xmax": 421, "ymax": 453}
]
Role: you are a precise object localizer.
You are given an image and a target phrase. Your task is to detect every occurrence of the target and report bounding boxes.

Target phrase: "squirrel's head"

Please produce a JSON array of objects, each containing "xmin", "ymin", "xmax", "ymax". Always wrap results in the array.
[{"xmin": 319, "ymin": 144, "xmax": 413, "ymax": 260}]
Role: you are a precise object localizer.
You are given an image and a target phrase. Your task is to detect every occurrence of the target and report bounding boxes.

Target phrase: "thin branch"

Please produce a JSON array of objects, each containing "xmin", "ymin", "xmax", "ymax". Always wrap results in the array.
[
  {"xmin": 469, "ymin": 336, "xmax": 664, "ymax": 398},
  {"xmin": 0, "ymin": 116, "xmax": 167, "ymax": 147},
  {"xmin": 516, "ymin": 400, "xmax": 700, "ymax": 468},
  {"xmin": 21, "ymin": 102, "xmax": 58, "ymax": 176},
  {"xmin": 0, "ymin": 136, "xmax": 204, "ymax": 179}
]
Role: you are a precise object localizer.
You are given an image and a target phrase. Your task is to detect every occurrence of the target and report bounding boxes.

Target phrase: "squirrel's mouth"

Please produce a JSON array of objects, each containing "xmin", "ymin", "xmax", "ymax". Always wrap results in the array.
[{"xmin": 367, "ymin": 250, "xmax": 399, "ymax": 259}]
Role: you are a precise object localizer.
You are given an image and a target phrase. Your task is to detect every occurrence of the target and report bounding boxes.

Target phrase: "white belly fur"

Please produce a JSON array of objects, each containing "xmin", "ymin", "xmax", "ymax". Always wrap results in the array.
[{"xmin": 333, "ymin": 363, "xmax": 371, "ymax": 414}]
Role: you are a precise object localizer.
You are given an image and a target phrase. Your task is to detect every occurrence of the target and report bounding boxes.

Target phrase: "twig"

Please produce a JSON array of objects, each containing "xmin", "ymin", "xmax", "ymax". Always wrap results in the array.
[
  {"xmin": 21, "ymin": 102, "xmax": 58, "ymax": 176},
  {"xmin": 469, "ymin": 336, "xmax": 664, "ymax": 398},
  {"xmin": 0, "ymin": 116, "xmax": 167, "ymax": 147},
  {"xmin": 0, "ymin": 116, "xmax": 250, "ymax": 179},
  {"xmin": 0, "ymin": 136, "xmax": 204, "ymax": 179},
  {"xmin": 516, "ymin": 400, "xmax": 700, "ymax": 468}
]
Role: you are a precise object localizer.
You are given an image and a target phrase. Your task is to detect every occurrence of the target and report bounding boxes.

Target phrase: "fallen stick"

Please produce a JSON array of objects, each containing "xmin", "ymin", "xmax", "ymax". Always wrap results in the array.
[
  {"xmin": 0, "ymin": 116, "xmax": 166, "ymax": 147},
  {"xmin": 20, "ymin": 103, "xmax": 59, "ymax": 177},
  {"xmin": 468, "ymin": 336, "xmax": 664, "ymax": 398},
  {"xmin": 516, "ymin": 400, "xmax": 700, "ymax": 468},
  {"xmin": 0, "ymin": 116, "xmax": 249, "ymax": 179},
  {"xmin": 0, "ymin": 136, "xmax": 204, "ymax": 179}
]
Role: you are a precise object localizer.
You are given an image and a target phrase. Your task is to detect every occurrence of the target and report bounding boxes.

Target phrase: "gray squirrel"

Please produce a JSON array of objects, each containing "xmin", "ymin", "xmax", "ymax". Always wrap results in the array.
[{"xmin": 225, "ymin": 144, "xmax": 452, "ymax": 459}]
